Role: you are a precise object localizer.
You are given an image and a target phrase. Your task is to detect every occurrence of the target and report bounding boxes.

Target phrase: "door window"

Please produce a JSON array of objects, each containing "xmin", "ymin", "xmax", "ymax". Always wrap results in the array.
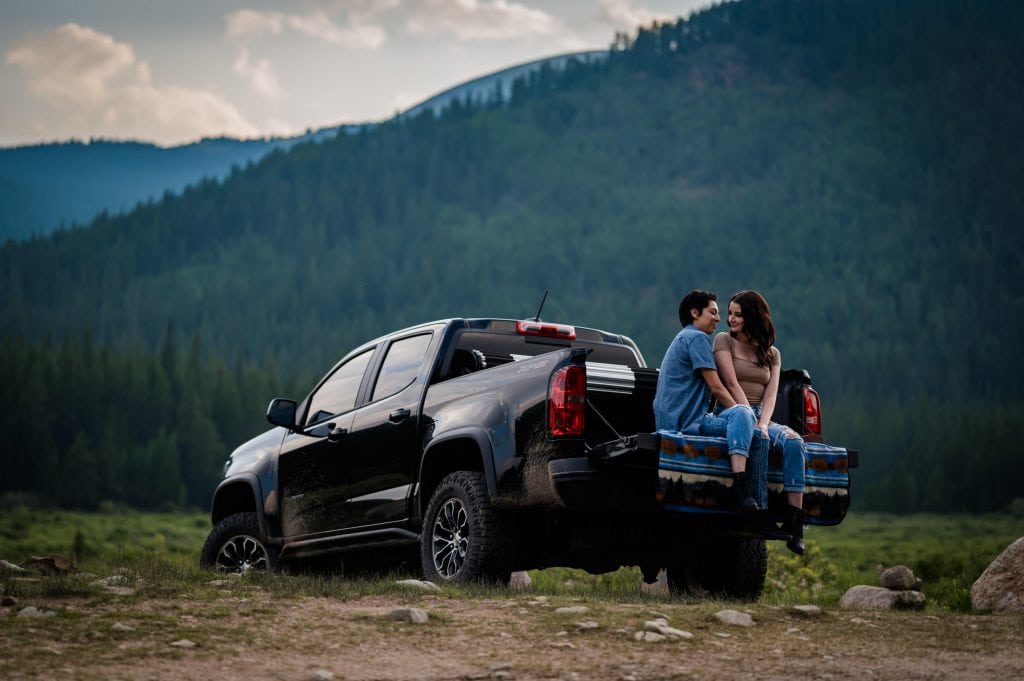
[
  {"xmin": 306, "ymin": 349, "xmax": 374, "ymax": 425},
  {"xmin": 371, "ymin": 334, "xmax": 432, "ymax": 402}
]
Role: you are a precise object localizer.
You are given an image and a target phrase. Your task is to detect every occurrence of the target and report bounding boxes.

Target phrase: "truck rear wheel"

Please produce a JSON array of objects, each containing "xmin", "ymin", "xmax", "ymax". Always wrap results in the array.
[
  {"xmin": 666, "ymin": 538, "xmax": 767, "ymax": 601},
  {"xmin": 421, "ymin": 471, "xmax": 512, "ymax": 584}
]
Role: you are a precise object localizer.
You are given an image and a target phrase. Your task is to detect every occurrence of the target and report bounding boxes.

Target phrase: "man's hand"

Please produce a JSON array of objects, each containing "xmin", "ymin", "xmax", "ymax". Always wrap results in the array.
[{"xmin": 699, "ymin": 368, "xmax": 736, "ymax": 409}]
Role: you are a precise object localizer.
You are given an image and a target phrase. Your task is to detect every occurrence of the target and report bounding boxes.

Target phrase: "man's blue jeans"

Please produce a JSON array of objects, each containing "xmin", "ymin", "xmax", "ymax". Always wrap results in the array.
[{"xmin": 683, "ymin": 405, "xmax": 769, "ymax": 507}]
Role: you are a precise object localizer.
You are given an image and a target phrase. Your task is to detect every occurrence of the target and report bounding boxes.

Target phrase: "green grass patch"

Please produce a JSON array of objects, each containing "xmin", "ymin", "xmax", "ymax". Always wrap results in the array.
[{"xmin": 2, "ymin": 509, "xmax": 1021, "ymax": 611}]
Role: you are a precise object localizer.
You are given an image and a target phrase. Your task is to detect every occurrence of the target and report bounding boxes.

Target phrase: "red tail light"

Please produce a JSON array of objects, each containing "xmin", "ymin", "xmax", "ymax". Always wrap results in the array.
[
  {"xmin": 549, "ymin": 365, "xmax": 586, "ymax": 437},
  {"xmin": 803, "ymin": 386, "xmax": 821, "ymax": 437}
]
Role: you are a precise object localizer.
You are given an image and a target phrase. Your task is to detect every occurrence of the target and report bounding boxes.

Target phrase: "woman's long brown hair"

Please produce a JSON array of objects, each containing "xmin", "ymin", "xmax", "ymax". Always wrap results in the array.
[{"xmin": 730, "ymin": 290, "xmax": 776, "ymax": 368}]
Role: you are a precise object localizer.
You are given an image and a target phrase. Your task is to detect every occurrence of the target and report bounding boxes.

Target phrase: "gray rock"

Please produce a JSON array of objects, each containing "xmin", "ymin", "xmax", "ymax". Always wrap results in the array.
[
  {"xmin": 879, "ymin": 565, "xmax": 918, "ymax": 591},
  {"xmin": 111, "ymin": 622, "xmax": 136, "ymax": 632},
  {"xmin": 713, "ymin": 609, "xmax": 755, "ymax": 627},
  {"xmin": 644, "ymin": 618, "xmax": 693, "ymax": 639},
  {"xmin": 971, "ymin": 537, "xmax": 1024, "ymax": 612},
  {"xmin": 92, "ymin": 575, "xmax": 129, "ymax": 587},
  {"xmin": 576, "ymin": 620, "xmax": 600, "ymax": 630},
  {"xmin": 1, "ymin": 596, "xmax": 18, "ymax": 607},
  {"xmin": 634, "ymin": 630, "xmax": 667, "ymax": 642},
  {"xmin": 170, "ymin": 639, "xmax": 197, "ymax": 649},
  {"xmin": 0, "ymin": 560, "xmax": 26, "ymax": 574},
  {"xmin": 207, "ymin": 580, "xmax": 233, "ymax": 589},
  {"xmin": 790, "ymin": 605, "xmax": 823, "ymax": 617},
  {"xmin": 103, "ymin": 587, "xmax": 136, "ymax": 597},
  {"xmin": 554, "ymin": 605, "xmax": 590, "ymax": 614},
  {"xmin": 394, "ymin": 579, "xmax": 441, "ymax": 591},
  {"xmin": 390, "ymin": 607, "xmax": 429, "ymax": 624},
  {"xmin": 307, "ymin": 671, "xmax": 334, "ymax": 681},
  {"xmin": 508, "ymin": 571, "xmax": 532, "ymax": 591},
  {"xmin": 839, "ymin": 585, "xmax": 926, "ymax": 610},
  {"xmin": 17, "ymin": 606, "xmax": 56, "ymax": 618}
]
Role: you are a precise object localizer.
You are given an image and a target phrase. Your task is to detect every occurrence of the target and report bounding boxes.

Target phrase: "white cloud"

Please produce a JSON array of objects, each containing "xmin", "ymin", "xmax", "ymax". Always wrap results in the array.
[
  {"xmin": 6, "ymin": 23, "xmax": 258, "ymax": 145},
  {"xmin": 225, "ymin": 8, "xmax": 386, "ymax": 49},
  {"xmin": 405, "ymin": 0, "xmax": 560, "ymax": 41},
  {"xmin": 233, "ymin": 49, "xmax": 282, "ymax": 98}
]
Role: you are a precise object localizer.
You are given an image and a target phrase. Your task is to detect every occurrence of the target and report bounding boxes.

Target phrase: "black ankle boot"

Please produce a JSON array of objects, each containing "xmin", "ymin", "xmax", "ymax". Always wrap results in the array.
[
  {"xmin": 731, "ymin": 472, "xmax": 759, "ymax": 514},
  {"xmin": 782, "ymin": 505, "xmax": 805, "ymax": 555}
]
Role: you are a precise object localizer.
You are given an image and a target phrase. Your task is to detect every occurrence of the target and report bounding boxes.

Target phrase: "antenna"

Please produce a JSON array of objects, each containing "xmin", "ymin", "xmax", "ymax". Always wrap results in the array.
[{"xmin": 533, "ymin": 290, "xmax": 549, "ymax": 322}]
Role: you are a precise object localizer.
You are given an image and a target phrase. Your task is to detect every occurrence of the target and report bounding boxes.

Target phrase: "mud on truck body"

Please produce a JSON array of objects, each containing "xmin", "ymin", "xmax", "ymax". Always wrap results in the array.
[{"xmin": 201, "ymin": 318, "xmax": 857, "ymax": 600}]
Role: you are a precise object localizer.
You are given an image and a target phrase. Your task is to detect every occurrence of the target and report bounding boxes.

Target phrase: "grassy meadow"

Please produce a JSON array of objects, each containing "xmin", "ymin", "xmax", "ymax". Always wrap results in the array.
[{"xmin": 1, "ymin": 504, "xmax": 1021, "ymax": 611}]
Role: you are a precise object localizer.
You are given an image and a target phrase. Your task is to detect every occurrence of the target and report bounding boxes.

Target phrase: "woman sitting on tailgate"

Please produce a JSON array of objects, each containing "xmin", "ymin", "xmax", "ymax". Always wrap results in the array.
[{"xmin": 713, "ymin": 290, "xmax": 807, "ymax": 554}]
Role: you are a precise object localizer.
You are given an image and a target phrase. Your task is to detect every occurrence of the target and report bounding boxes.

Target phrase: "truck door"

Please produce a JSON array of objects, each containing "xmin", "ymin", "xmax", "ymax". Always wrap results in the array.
[
  {"xmin": 277, "ymin": 347, "xmax": 375, "ymax": 537},
  {"xmin": 341, "ymin": 331, "xmax": 436, "ymax": 529}
]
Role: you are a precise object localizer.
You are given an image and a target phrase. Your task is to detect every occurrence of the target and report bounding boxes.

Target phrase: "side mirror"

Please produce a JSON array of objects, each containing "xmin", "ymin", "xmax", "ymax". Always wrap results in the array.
[{"xmin": 266, "ymin": 398, "xmax": 297, "ymax": 430}]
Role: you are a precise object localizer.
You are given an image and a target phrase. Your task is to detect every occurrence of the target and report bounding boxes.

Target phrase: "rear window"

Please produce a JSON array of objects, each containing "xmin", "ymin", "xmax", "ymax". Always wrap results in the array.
[{"xmin": 451, "ymin": 330, "xmax": 641, "ymax": 369}]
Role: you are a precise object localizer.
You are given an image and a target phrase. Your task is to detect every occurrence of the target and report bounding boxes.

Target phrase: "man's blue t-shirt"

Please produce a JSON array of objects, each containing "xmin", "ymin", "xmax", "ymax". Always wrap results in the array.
[{"xmin": 652, "ymin": 324, "xmax": 717, "ymax": 432}]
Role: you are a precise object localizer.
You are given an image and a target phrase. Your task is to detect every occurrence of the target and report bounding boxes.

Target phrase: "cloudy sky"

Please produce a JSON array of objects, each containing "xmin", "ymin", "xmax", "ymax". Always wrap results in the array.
[{"xmin": 0, "ymin": 0, "xmax": 711, "ymax": 148}]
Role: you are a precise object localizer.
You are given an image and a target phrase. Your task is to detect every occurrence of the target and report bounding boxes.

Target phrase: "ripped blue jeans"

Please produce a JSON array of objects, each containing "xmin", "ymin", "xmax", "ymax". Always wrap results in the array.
[
  {"xmin": 751, "ymin": 405, "xmax": 807, "ymax": 496},
  {"xmin": 683, "ymin": 404, "xmax": 769, "ymax": 507}
]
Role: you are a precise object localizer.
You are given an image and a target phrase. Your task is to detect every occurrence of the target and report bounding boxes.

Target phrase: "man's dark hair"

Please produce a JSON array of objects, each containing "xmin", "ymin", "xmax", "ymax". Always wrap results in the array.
[{"xmin": 678, "ymin": 290, "xmax": 717, "ymax": 326}]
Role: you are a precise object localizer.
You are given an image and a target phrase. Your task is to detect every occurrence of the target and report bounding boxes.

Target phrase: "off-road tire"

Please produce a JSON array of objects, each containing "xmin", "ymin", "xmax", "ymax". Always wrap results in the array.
[
  {"xmin": 199, "ymin": 511, "xmax": 279, "ymax": 574},
  {"xmin": 665, "ymin": 538, "xmax": 767, "ymax": 601},
  {"xmin": 420, "ymin": 471, "xmax": 512, "ymax": 585}
]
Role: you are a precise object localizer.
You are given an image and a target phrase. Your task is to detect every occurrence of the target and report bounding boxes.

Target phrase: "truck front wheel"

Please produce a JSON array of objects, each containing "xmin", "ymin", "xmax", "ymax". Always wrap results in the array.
[
  {"xmin": 199, "ymin": 512, "xmax": 279, "ymax": 574},
  {"xmin": 666, "ymin": 538, "xmax": 767, "ymax": 601},
  {"xmin": 421, "ymin": 471, "xmax": 511, "ymax": 584}
]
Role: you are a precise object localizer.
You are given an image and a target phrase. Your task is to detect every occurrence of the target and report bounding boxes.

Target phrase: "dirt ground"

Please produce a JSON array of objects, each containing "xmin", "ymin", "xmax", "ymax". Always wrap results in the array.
[{"xmin": 2, "ymin": 590, "xmax": 1023, "ymax": 681}]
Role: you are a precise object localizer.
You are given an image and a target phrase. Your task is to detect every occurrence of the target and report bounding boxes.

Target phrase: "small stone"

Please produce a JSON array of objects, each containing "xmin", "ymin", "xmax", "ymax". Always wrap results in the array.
[
  {"xmin": 713, "ymin": 609, "xmax": 755, "ymax": 627},
  {"xmin": 1, "ymin": 596, "xmax": 18, "ymax": 607},
  {"xmin": 207, "ymin": 580, "xmax": 233, "ymax": 589},
  {"xmin": 17, "ymin": 606, "xmax": 56, "ymax": 618},
  {"xmin": 0, "ymin": 560, "xmax": 27, "ymax": 574},
  {"xmin": 394, "ymin": 579, "xmax": 441, "ymax": 591},
  {"xmin": 489, "ymin": 663, "xmax": 513, "ymax": 672},
  {"xmin": 554, "ymin": 606, "xmax": 590, "ymax": 614},
  {"xmin": 111, "ymin": 622, "xmax": 136, "ymax": 632},
  {"xmin": 103, "ymin": 587, "xmax": 136, "ymax": 597},
  {"xmin": 644, "ymin": 619, "xmax": 693, "ymax": 639},
  {"xmin": 508, "ymin": 571, "xmax": 532, "ymax": 591},
  {"xmin": 170, "ymin": 639, "xmax": 197, "ymax": 649},
  {"xmin": 790, "ymin": 605, "xmax": 823, "ymax": 617},
  {"xmin": 92, "ymin": 575, "xmax": 129, "ymax": 587},
  {"xmin": 879, "ymin": 566, "xmax": 918, "ymax": 591},
  {"xmin": 390, "ymin": 607, "xmax": 429, "ymax": 624},
  {"xmin": 550, "ymin": 640, "xmax": 575, "ymax": 648},
  {"xmin": 576, "ymin": 620, "xmax": 600, "ymax": 631},
  {"xmin": 714, "ymin": 632, "xmax": 732, "ymax": 638},
  {"xmin": 634, "ymin": 631, "xmax": 666, "ymax": 642},
  {"xmin": 307, "ymin": 670, "xmax": 333, "ymax": 681}
]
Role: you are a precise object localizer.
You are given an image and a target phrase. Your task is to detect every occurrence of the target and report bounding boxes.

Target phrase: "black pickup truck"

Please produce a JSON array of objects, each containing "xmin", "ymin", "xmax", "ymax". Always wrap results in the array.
[{"xmin": 200, "ymin": 317, "xmax": 854, "ymax": 599}]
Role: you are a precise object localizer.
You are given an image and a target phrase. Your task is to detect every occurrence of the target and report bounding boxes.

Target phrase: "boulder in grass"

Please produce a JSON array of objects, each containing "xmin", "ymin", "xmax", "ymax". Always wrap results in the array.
[
  {"xmin": 839, "ymin": 585, "xmax": 925, "ymax": 610},
  {"xmin": 21, "ymin": 555, "xmax": 75, "ymax": 576},
  {"xmin": 879, "ymin": 565, "xmax": 919, "ymax": 591},
  {"xmin": 971, "ymin": 537, "xmax": 1024, "ymax": 612}
]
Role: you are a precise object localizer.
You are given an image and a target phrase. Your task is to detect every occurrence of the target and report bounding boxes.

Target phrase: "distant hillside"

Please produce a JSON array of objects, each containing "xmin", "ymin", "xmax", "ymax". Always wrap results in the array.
[
  {"xmin": 1, "ymin": 0, "xmax": 1022, "ymax": 513},
  {"xmin": 0, "ymin": 128, "xmax": 350, "ymax": 241},
  {"xmin": 0, "ymin": 52, "xmax": 603, "ymax": 242}
]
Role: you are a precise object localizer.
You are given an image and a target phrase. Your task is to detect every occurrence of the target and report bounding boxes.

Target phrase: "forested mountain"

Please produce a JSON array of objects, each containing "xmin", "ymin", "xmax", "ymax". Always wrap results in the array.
[{"xmin": 2, "ymin": 0, "xmax": 1022, "ymax": 513}]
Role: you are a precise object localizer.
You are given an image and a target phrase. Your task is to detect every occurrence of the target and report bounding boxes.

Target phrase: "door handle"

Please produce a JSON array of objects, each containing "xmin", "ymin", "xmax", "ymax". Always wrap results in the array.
[
  {"xmin": 389, "ymin": 408, "xmax": 411, "ymax": 423},
  {"xmin": 327, "ymin": 425, "xmax": 348, "ymax": 442}
]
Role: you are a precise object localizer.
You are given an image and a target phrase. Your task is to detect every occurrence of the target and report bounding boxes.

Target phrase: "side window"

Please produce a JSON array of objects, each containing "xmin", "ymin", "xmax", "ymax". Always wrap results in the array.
[
  {"xmin": 371, "ymin": 334, "xmax": 432, "ymax": 402},
  {"xmin": 306, "ymin": 349, "xmax": 374, "ymax": 425}
]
